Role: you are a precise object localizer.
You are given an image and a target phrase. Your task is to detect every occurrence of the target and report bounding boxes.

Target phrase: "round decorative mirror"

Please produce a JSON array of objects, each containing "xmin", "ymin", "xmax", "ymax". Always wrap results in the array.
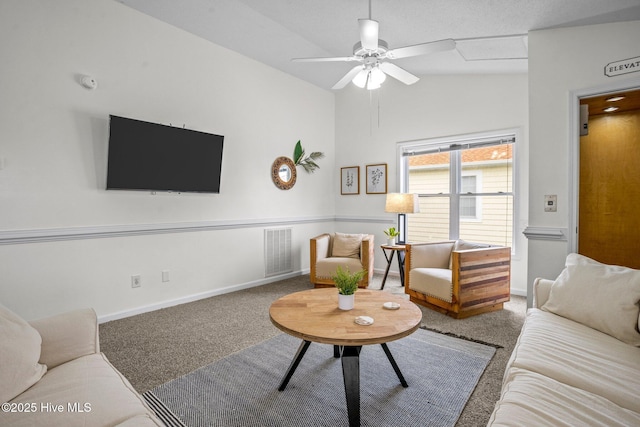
[{"xmin": 271, "ymin": 156, "xmax": 297, "ymax": 190}]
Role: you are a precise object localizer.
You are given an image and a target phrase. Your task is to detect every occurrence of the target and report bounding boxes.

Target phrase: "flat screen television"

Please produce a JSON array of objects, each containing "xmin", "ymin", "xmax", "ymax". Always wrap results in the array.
[{"xmin": 106, "ymin": 115, "xmax": 224, "ymax": 193}]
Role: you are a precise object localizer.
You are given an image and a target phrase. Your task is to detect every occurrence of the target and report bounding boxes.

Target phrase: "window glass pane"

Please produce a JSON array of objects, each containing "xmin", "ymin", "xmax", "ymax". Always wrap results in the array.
[
  {"xmin": 407, "ymin": 197, "xmax": 449, "ymax": 243},
  {"xmin": 461, "ymin": 145, "xmax": 512, "ymax": 193},
  {"xmin": 460, "ymin": 194, "xmax": 478, "ymax": 219},
  {"xmin": 408, "ymin": 152, "xmax": 450, "ymax": 194},
  {"xmin": 460, "ymin": 175, "xmax": 478, "ymax": 219},
  {"xmin": 459, "ymin": 195, "xmax": 513, "ymax": 247}
]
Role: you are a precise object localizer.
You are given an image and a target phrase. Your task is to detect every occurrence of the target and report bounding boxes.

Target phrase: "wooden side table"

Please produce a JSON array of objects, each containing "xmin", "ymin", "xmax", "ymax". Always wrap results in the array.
[
  {"xmin": 269, "ymin": 288, "xmax": 422, "ymax": 427},
  {"xmin": 380, "ymin": 244, "xmax": 406, "ymax": 289}
]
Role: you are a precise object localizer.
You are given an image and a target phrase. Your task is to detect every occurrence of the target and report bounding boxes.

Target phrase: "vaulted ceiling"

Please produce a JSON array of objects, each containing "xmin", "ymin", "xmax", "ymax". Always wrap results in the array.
[{"xmin": 118, "ymin": 0, "xmax": 640, "ymax": 90}]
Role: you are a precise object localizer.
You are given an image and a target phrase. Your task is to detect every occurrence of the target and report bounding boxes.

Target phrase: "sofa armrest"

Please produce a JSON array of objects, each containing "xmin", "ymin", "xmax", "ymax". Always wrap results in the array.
[
  {"xmin": 29, "ymin": 308, "xmax": 100, "ymax": 369},
  {"xmin": 533, "ymin": 278, "xmax": 554, "ymax": 308}
]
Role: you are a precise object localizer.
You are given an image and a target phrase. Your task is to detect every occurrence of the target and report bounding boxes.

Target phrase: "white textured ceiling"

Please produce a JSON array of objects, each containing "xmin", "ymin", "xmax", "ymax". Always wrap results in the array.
[{"xmin": 116, "ymin": 0, "xmax": 640, "ymax": 90}]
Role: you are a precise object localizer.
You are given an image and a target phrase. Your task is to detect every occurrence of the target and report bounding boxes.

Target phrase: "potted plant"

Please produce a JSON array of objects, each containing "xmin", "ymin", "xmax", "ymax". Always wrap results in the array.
[
  {"xmin": 384, "ymin": 227, "xmax": 400, "ymax": 246},
  {"xmin": 332, "ymin": 266, "xmax": 366, "ymax": 310}
]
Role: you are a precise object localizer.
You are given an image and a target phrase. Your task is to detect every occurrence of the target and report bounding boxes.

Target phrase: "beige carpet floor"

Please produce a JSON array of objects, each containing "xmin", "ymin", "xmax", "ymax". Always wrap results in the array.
[{"xmin": 100, "ymin": 273, "xmax": 526, "ymax": 427}]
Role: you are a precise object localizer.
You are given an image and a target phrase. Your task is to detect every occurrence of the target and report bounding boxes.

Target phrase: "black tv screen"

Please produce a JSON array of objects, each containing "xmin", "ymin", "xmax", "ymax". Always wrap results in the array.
[{"xmin": 106, "ymin": 115, "xmax": 224, "ymax": 193}]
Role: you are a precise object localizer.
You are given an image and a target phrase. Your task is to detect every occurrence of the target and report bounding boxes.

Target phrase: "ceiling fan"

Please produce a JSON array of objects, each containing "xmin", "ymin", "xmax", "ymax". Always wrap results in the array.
[{"xmin": 292, "ymin": 1, "xmax": 456, "ymax": 90}]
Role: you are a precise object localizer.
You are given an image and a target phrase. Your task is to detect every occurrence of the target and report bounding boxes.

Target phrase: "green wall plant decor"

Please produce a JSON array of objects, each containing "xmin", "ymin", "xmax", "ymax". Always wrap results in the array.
[{"xmin": 293, "ymin": 140, "xmax": 324, "ymax": 173}]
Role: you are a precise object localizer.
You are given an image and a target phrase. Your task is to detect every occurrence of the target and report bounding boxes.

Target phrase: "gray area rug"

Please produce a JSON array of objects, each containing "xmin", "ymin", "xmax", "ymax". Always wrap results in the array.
[{"xmin": 143, "ymin": 328, "xmax": 495, "ymax": 427}]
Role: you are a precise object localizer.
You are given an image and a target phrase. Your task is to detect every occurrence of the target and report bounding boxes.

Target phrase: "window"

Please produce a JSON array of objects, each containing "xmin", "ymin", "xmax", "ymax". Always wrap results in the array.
[
  {"xmin": 399, "ymin": 132, "xmax": 515, "ymax": 248},
  {"xmin": 460, "ymin": 174, "xmax": 479, "ymax": 220}
]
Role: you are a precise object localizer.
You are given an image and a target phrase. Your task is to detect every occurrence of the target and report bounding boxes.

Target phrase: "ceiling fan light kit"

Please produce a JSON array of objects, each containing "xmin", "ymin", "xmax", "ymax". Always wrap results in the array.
[{"xmin": 292, "ymin": 2, "xmax": 456, "ymax": 91}]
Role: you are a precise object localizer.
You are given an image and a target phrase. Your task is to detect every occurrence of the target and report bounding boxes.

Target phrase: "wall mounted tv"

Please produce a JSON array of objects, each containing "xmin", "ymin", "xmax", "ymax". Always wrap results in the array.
[{"xmin": 106, "ymin": 115, "xmax": 224, "ymax": 193}]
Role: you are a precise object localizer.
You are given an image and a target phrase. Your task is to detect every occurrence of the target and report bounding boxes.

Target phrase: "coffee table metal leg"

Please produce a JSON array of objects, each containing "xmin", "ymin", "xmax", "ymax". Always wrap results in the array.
[
  {"xmin": 381, "ymin": 343, "xmax": 408, "ymax": 388},
  {"xmin": 341, "ymin": 346, "xmax": 362, "ymax": 427},
  {"xmin": 278, "ymin": 340, "xmax": 311, "ymax": 391}
]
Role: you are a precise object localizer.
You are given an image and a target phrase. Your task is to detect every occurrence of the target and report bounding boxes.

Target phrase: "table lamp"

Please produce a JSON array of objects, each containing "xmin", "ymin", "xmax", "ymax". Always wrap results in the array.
[{"xmin": 385, "ymin": 193, "xmax": 420, "ymax": 244}]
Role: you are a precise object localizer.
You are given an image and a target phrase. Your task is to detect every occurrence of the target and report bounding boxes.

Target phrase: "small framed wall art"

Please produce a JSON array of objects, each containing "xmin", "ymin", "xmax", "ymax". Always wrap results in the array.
[
  {"xmin": 366, "ymin": 163, "xmax": 387, "ymax": 194},
  {"xmin": 340, "ymin": 166, "xmax": 360, "ymax": 195}
]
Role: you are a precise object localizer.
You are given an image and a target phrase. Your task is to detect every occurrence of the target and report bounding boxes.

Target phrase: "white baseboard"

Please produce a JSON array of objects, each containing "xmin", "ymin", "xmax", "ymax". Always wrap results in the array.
[
  {"xmin": 98, "ymin": 267, "xmax": 526, "ymax": 323},
  {"xmin": 510, "ymin": 289, "xmax": 527, "ymax": 297},
  {"xmin": 98, "ymin": 270, "xmax": 308, "ymax": 323}
]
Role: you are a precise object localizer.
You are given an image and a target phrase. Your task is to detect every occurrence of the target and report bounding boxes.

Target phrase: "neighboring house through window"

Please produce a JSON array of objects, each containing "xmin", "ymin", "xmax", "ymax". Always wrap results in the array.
[{"xmin": 398, "ymin": 130, "xmax": 516, "ymax": 249}]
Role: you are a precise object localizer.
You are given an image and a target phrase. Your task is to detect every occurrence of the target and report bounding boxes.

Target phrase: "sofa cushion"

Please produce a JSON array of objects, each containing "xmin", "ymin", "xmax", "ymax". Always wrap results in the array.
[
  {"xmin": 315, "ymin": 257, "xmax": 364, "ymax": 279},
  {"xmin": 489, "ymin": 367, "xmax": 640, "ymax": 427},
  {"xmin": 0, "ymin": 353, "xmax": 162, "ymax": 427},
  {"xmin": 508, "ymin": 309, "xmax": 640, "ymax": 413},
  {"xmin": 0, "ymin": 303, "xmax": 47, "ymax": 404},
  {"xmin": 409, "ymin": 268, "xmax": 453, "ymax": 302},
  {"xmin": 331, "ymin": 232, "xmax": 363, "ymax": 258},
  {"xmin": 541, "ymin": 253, "xmax": 640, "ymax": 346}
]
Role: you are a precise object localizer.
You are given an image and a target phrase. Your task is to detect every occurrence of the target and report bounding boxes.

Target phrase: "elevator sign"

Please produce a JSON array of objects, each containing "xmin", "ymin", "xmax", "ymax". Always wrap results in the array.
[{"xmin": 605, "ymin": 56, "xmax": 640, "ymax": 77}]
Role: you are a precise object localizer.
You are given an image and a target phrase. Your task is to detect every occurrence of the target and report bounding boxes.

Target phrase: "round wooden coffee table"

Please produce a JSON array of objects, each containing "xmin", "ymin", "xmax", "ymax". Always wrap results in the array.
[{"xmin": 269, "ymin": 288, "xmax": 422, "ymax": 427}]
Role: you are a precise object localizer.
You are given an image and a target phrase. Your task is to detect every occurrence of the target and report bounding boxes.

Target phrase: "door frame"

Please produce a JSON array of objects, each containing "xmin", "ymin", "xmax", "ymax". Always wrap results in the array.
[{"xmin": 568, "ymin": 78, "xmax": 640, "ymax": 253}]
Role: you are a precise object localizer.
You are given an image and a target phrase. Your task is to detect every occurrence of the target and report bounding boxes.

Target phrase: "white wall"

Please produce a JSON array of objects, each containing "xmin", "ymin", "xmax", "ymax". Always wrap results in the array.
[
  {"xmin": 527, "ymin": 20, "xmax": 640, "ymax": 306},
  {"xmin": 0, "ymin": 0, "xmax": 335, "ymax": 320},
  {"xmin": 334, "ymin": 74, "xmax": 529, "ymax": 295}
]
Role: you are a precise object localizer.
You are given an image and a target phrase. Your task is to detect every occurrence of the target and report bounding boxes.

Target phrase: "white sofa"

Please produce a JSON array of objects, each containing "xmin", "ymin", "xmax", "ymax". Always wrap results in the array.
[
  {"xmin": 0, "ymin": 304, "xmax": 162, "ymax": 426},
  {"xmin": 488, "ymin": 254, "xmax": 640, "ymax": 426}
]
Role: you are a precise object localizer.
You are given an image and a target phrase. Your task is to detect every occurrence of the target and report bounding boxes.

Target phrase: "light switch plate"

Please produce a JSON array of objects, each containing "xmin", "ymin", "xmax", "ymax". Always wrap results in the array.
[{"xmin": 544, "ymin": 195, "xmax": 557, "ymax": 212}]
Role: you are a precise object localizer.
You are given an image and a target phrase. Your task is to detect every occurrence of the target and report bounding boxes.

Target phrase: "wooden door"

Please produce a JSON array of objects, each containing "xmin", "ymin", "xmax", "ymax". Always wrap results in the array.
[{"xmin": 579, "ymin": 107, "xmax": 640, "ymax": 268}]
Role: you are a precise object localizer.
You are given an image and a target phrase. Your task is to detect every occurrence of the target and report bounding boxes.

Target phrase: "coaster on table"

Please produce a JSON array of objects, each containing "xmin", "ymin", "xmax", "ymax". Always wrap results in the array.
[
  {"xmin": 383, "ymin": 302, "xmax": 400, "ymax": 310},
  {"xmin": 355, "ymin": 316, "xmax": 374, "ymax": 326}
]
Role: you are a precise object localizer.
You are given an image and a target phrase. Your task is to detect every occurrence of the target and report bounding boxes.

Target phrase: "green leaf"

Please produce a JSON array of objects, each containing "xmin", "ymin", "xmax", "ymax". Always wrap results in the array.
[
  {"xmin": 293, "ymin": 140, "xmax": 303, "ymax": 164},
  {"xmin": 332, "ymin": 266, "xmax": 366, "ymax": 295}
]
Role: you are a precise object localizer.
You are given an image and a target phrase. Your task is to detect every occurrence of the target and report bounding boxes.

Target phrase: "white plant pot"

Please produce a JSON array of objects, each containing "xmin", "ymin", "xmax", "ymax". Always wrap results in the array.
[
  {"xmin": 387, "ymin": 237, "xmax": 396, "ymax": 246},
  {"xmin": 338, "ymin": 293, "xmax": 355, "ymax": 310}
]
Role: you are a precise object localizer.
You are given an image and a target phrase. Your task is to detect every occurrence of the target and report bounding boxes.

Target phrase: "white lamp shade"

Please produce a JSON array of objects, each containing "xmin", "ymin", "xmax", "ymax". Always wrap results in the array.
[
  {"xmin": 385, "ymin": 193, "xmax": 420, "ymax": 213},
  {"xmin": 352, "ymin": 69, "xmax": 369, "ymax": 88},
  {"xmin": 370, "ymin": 67, "xmax": 386, "ymax": 85}
]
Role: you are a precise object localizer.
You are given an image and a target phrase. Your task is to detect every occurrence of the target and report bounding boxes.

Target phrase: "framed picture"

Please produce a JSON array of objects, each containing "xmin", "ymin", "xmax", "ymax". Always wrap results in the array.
[
  {"xmin": 340, "ymin": 166, "xmax": 360, "ymax": 195},
  {"xmin": 366, "ymin": 163, "xmax": 387, "ymax": 194}
]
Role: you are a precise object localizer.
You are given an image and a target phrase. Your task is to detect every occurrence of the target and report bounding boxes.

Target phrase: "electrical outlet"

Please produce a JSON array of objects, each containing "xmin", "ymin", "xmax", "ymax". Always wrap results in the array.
[
  {"xmin": 131, "ymin": 275, "xmax": 141, "ymax": 288},
  {"xmin": 162, "ymin": 270, "xmax": 170, "ymax": 283}
]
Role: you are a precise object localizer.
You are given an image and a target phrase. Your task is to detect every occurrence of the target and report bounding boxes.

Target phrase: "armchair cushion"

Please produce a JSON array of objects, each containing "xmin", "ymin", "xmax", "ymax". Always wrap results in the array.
[
  {"xmin": 331, "ymin": 232, "xmax": 364, "ymax": 258},
  {"xmin": 541, "ymin": 253, "xmax": 640, "ymax": 346},
  {"xmin": 315, "ymin": 257, "xmax": 364, "ymax": 279},
  {"xmin": 0, "ymin": 303, "xmax": 47, "ymax": 403},
  {"xmin": 409, "ymin": 268, "xmax": 453, "ymax": 302},
  {"xmin": 454, "ymin": 239, "xmax": 490, "ymax": 251},
  {"xmin": 410, "ymin": 241, "xmax": 455, "ymax": 269}
]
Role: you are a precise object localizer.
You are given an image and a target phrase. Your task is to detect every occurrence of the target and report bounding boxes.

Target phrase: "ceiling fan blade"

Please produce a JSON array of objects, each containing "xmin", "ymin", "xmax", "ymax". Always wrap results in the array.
[
  {"xmin": 379, "ymin": 62, "xmax": 419, "ymax": 85},
  {"xmin": 358, "ymin": 19, "xmax": 379, "ymax": 51},
  {"xmin": 332, "ymin": 65, "xmax": 364, "ymax": 90},
  {"xmin": 386, "ymin": 38, "xmax": 456, "ymax": 59},
  {"xmin": 292, "ymin": 56, "xmax": 359, "ymax": 63}
]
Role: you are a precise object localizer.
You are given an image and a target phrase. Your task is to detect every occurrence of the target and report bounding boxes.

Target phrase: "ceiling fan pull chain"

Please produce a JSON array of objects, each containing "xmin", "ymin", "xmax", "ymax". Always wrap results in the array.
[{"xmin": 378, "ymin": 88, "xmax": 381, "ymax": 128}]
